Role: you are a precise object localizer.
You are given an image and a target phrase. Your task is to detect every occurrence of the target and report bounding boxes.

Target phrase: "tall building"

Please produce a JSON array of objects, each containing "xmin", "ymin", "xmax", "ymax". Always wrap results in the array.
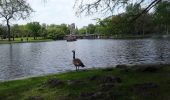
[{"xmin": 69, "ymin": 23, "xmax": 76, "ymax": 35}]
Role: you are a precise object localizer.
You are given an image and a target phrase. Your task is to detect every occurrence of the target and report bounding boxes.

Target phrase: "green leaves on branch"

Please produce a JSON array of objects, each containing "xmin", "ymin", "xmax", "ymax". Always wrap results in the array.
[
  {"xmin": 74, "ymin": 0, "xmax": 130, "ymax": 16},
  {"xmin": 78, "ymin": 1, "xmax": 170, "ymax": 36},
  {"xmin": 0, "ymin": 0, "xmax": 33, "ymax": 20}
]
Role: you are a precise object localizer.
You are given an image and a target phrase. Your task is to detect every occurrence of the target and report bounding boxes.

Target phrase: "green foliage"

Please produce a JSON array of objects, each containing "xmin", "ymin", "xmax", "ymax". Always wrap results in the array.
[
  {"xmin": 78, "ymin": 27, "xmax": 86, "ymax": 35},
  {"xmin": 11, "ymin": 24, "xmax": 29, "ymax": 38},
  {"xmin": 40, "ymin": 23, "xmax": 48, "ymax": 39},
  {"xmin": 0, "ymin": 24, "xmax": 7, "ymax": 38},
  {"xmin": 11, "ymin": 24, "xmax": 20, "ymax": 37},
  {"xmin": 26, "ymin": 22, "xmax": 41, "ymax": 39},
  {"xmin": 0, "ymin": 23, "xmax": 70, "ymax": 41},
  {"xmin": 47, "ymin": 28, "xmax": 65, "ymax": 40},
  {"xmin": 60, "ymin": 24, "xmax": 70, "ymax": 35},
  {"xmin": 78, "ymin": 1, "xmax": 170, "ymax": 37},
  {"xmin": 154, "ymin": 1, "xmax": 170, "ymax": 24},
  {"xmin": 86, "ymin": 24, "xmax": 96, "ymax": 34},
  {"xmin": 45, "ymin": 24, "xmax": 70, "ymax": 40},
  {"xmin": 154, "ymin": 1, "xmax": 170, "ymax": 34}
]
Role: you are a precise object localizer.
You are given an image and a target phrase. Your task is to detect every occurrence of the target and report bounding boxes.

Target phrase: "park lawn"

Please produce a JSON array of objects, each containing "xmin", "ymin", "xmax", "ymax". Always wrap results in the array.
[
  {"xmin": 0, "ymin": 37, "xmax": 53, "ymax": 44},
  {"xmin": 0, "ymin": 65, "xmax": 170, "ymax": 100}
]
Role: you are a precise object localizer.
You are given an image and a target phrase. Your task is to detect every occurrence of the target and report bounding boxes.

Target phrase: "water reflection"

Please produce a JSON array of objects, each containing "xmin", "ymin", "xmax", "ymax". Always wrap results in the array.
[{"xmin": 0, "ymin": 39, "xmax": 170, "ymax": 81}]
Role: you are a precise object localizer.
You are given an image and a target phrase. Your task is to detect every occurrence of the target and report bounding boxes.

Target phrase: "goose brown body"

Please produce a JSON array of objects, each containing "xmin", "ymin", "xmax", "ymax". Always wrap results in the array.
[
  {"xmin": 73, "ymin": 58, "xmax": 85, "ymax": 67},
  {"xmin": 72, "ymin": 50, "xmax": 85, "ymax": 71}
]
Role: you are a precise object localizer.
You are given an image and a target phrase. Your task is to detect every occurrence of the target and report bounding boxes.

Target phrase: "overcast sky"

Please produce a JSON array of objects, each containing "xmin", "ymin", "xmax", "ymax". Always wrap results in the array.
[{"xmin": 11, "ymin": 0, "xmax": 97, "ymax": 28}]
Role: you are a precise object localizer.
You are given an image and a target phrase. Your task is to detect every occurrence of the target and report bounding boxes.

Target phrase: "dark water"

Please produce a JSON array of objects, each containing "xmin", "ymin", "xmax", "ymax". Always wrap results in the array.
[{"xmin": 0, "ymin": 39, "xmax": 170, "ymax": 81}]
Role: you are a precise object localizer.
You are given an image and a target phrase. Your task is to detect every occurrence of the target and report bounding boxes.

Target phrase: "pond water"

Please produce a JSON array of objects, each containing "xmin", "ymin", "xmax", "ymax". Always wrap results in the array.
[{"xmin": 0, "ymin": 39, "xmax": 170, "ymax": 81}]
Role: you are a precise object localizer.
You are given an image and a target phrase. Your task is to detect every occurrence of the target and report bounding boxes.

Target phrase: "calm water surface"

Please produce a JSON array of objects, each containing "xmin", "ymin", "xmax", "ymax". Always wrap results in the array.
[{"xmin": 0, "ymin": 39, "xmax": 170, "ymax": 81}]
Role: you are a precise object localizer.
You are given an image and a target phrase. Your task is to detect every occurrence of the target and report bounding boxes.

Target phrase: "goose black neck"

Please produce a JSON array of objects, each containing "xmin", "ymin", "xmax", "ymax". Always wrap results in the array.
[{"xmin": 73, "ymin": 52, "xmax": 75, "ymax": 59}]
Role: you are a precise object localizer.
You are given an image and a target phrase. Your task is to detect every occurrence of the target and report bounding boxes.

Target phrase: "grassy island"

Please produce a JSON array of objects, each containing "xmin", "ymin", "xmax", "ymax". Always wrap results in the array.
[{"xmin": 0, "ymin": 64, "xmax": 170, "ymax": 100}]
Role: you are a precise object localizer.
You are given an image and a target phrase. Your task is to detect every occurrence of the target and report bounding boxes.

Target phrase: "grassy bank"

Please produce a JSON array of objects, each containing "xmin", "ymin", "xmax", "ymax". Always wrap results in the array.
[
  {"xmin": 0, "ymin": 65, "xmax": 170, "ymax": 100},
  {"xmin": 0, "ymin": 37, "xmax": 53, "ymax": 44}
]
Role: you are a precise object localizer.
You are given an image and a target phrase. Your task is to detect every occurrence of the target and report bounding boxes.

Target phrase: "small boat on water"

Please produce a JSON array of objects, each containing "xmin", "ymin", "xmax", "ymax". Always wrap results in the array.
[{"xmin": 66, "ymin": 35, "xmax": 77, "ymax": 42}]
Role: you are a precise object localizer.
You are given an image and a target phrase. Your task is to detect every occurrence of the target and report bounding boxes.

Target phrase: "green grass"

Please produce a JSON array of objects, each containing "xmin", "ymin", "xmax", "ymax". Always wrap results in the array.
[
  {"xmin": 0, "ymin": 65, "xmax": 170, "ymax": 100},
  {"xmin": 0, "ymin": 37, "xmax": 53, "ymax": 44}
]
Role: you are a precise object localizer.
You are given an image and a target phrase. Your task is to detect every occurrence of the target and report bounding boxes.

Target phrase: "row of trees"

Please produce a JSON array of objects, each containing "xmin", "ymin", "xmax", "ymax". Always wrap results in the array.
[
  {"xmin": 0, "ymin": 23, "xmax": 70, "ymax": 40},
  {"xmin": 0, "ymin": 0, "xmax": 169, "ymax": 41},
  {"xmin": 78, "ymin": 1, "xmax": 170, "ymax": 37}
]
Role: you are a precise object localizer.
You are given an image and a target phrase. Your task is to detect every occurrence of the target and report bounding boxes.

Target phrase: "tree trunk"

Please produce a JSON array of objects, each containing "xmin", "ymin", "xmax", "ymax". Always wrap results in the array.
[
  {"xmin": 26, "ymin": 37, "xmax": 28, "ymax": 41},
  {"xmin": 12, "ymin": 33, "xmax": 15, "ymax": 41},
  {"xmin": 167, "ymin": 25, "xmax": 169, "ymax": 35},
  {"xmin": 7, "ymin": 20, "xmax": 11, "ymax": 41},
  {"xmin": 142, "ymin": 28, "xmax": 145, "ymax": 35},
  {"xmin": 13, "ymin": 36, "xmax": 15, "ymax": 41},
  {"xmin": 142, "ymin": 23, "xmax": 145, "ymax": 35},
  {"xmin": 34, "ymin": 35, "xmax": 36, "ymax": 40},
  {"xmin": 163, "ymin": 24, "xmax": 168, "ymax": 35}
]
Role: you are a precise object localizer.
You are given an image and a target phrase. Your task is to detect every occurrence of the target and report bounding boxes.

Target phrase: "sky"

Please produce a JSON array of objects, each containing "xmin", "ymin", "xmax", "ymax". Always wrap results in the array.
[
  {"xmin": 1, "ymin": 0, "xmax": 158, "ymax": 28},
  {"xmin": 11, "ymin": 0, "xmax": 97, "ymax": 28}
]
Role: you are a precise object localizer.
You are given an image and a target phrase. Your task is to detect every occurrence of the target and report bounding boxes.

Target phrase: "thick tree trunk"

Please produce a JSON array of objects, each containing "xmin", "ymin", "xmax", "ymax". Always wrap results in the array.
[{"xmin": 7, "ymin": 20, "xmax": 11, "ymax": 41}]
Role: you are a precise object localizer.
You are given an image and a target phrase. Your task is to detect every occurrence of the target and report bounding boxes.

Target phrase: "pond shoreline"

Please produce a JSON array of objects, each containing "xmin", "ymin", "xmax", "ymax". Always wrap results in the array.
[
  {"xmin": 0, "ymin": 64, "xmax": 170, "ymax": 99},
  {"xmin": 1, "ymin": 63, "xmax": 169, "ymax": 82}
]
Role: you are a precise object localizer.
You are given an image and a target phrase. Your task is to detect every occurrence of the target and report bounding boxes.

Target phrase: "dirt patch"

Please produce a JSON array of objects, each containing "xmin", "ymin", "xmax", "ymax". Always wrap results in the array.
[
  {"xmin": 99, "ymin": 83, "xmax": 115, "ymax": 91},
  {"xmin": 46, "ymin": 78, "xmax": 64, "ymax": 87},
  {"xmin": 67, "ymin": 79, "xmax": 86, "ymax": 86},
  {"xmin": 89, "ymin": 75, "xmax": 121, "ymax": 84},
  {"xmin": 133, "ymin": 82, "xmax": 159, "ymax": 91},
  {"xmin": 79, "ymin": 91, "xmax": 115, "ymax": 100},
  {"xmin": 27, "ymin": 96, "xmax": 44, "ymax": 100},
  {"xmin": 116, "ymin": 64, "xmax": 164, "ymax": 72}
]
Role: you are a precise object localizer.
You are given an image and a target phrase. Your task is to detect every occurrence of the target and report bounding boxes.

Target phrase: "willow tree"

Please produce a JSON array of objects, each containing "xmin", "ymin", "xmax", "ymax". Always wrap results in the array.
[
  {"xmin": 0, "ymin": 0, "xmax": 33, "ymax": 41},
  {"xmin": 74, "ymin": 0, "xmax": 162, "ymax": 20}
]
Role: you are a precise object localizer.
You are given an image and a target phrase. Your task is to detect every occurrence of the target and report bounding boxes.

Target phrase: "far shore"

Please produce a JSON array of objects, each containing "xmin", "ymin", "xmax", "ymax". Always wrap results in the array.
[
  {"xmin": 0, "ymin": 37, "xmax": 53, "ymax": 44},
  {"xmin": 0, "ymin": 34, "xmax": 170, "ymax": 44}
]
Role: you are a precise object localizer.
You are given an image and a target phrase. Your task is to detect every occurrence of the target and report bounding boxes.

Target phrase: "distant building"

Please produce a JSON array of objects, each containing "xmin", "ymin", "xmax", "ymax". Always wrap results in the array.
[
  {"xmin": 71, "ymin": 23, "xmax": 75, "ymax": 29},
  {"xmin": 69, "ymin": 23, "xmax": 76, "ymax": 35}
]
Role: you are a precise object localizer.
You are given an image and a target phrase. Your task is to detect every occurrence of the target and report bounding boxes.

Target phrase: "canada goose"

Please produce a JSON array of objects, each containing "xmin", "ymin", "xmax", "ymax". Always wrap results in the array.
[{"xmin": 72, "ymin": 50, "xmax": 85, "ymax": 71}]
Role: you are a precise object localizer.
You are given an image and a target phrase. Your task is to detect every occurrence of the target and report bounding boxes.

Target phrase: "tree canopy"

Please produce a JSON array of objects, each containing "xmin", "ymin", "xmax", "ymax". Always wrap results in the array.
[
  {"xmin": 78, "ymin": 0, "xmax": 170, "ymax": 37},
  {"xmin": 74, "ymin": 0, "xmax": 162, "ymax": 20},
  {"xmin": 0, "ymin": 0, "xmax": 33, "ymax": 41}
]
